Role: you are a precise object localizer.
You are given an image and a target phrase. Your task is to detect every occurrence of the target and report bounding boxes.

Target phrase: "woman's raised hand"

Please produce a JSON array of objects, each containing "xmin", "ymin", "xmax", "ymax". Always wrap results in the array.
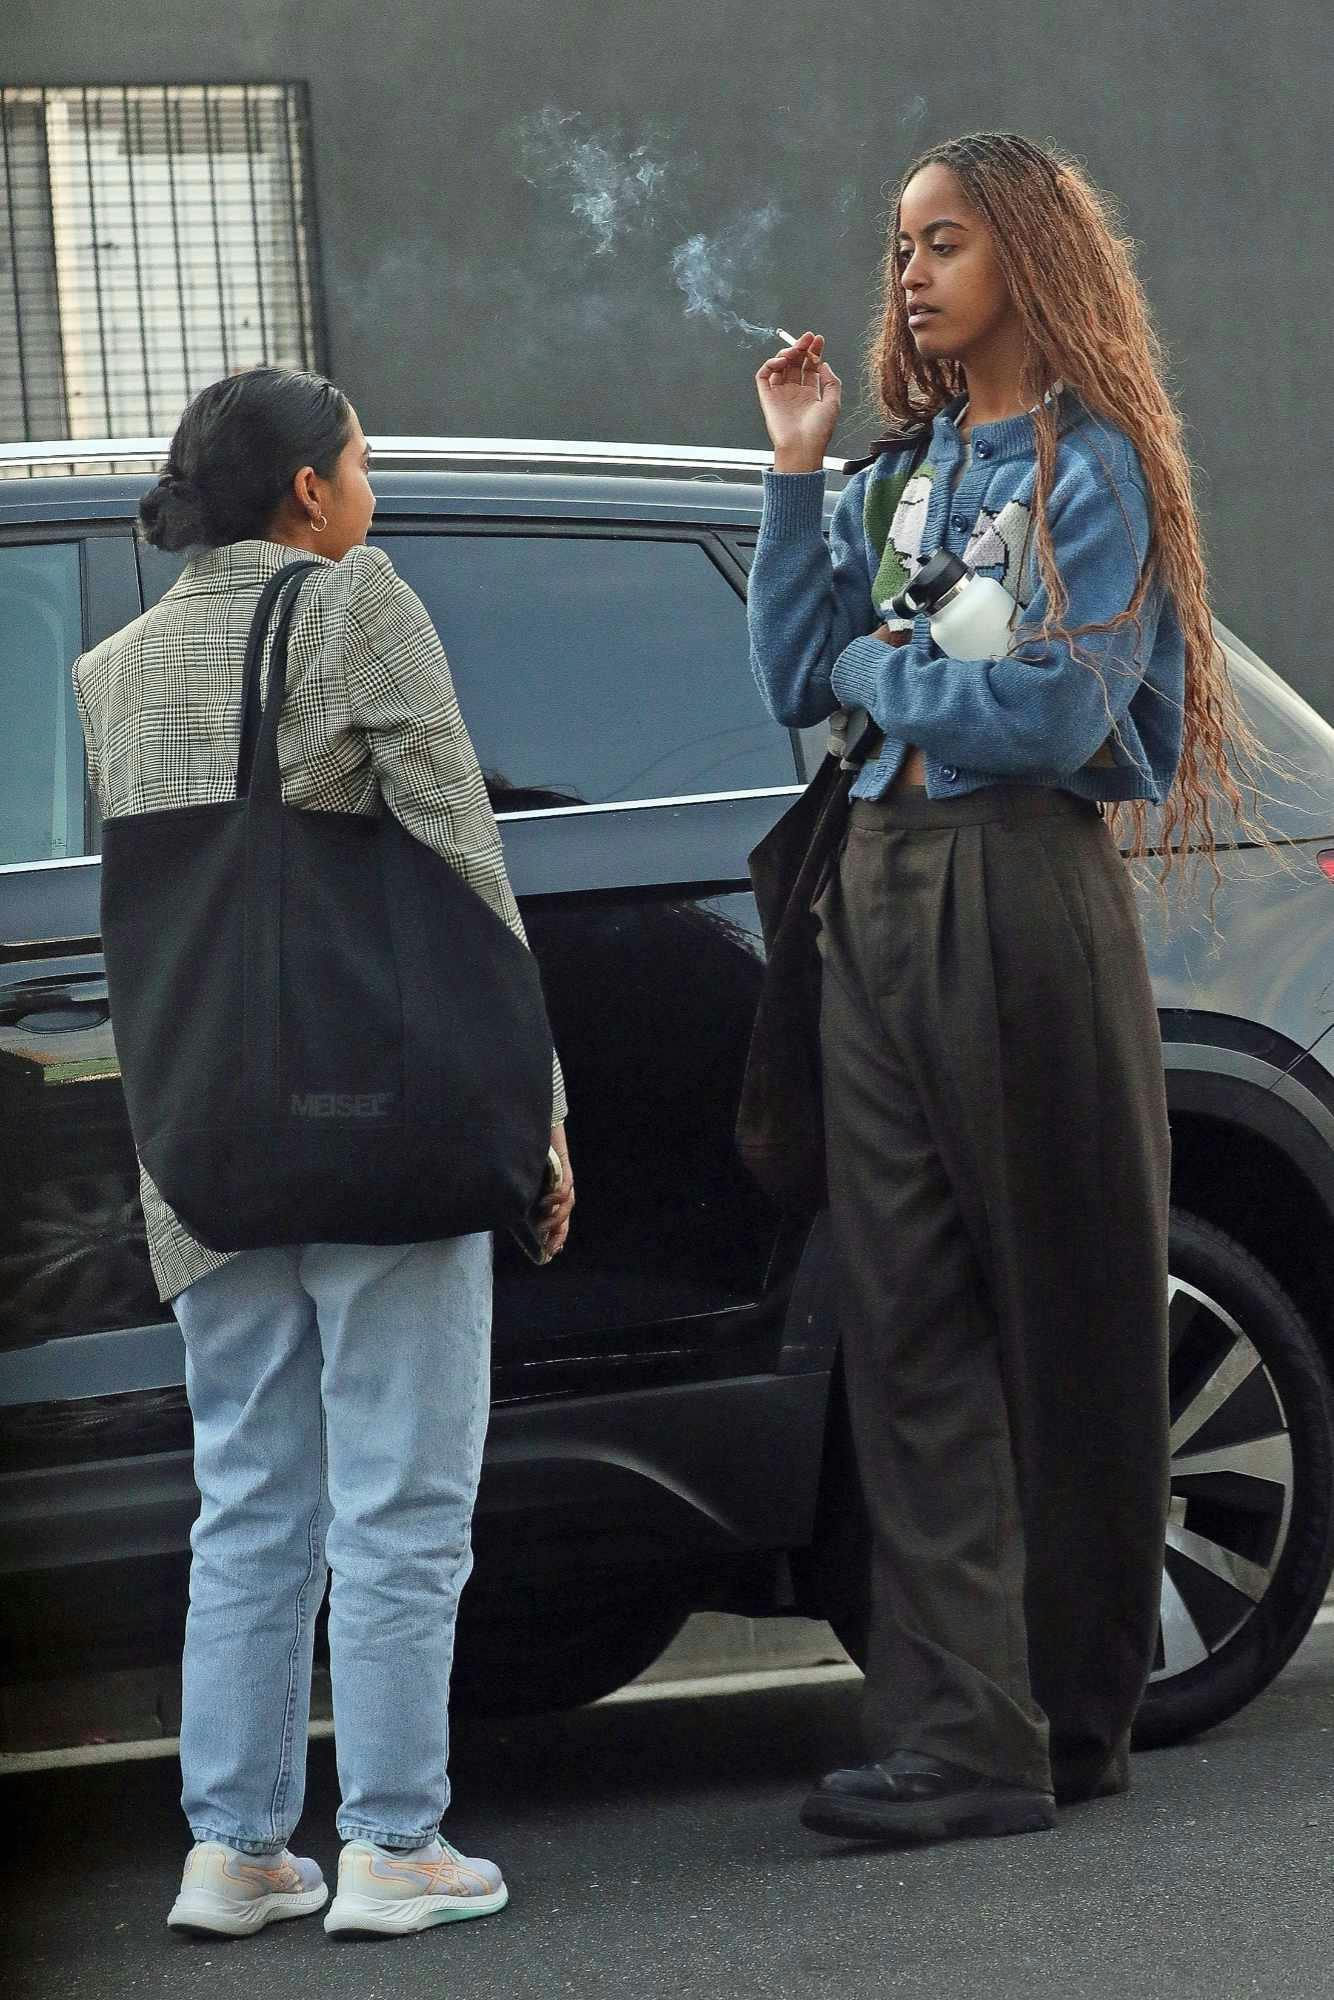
[{"xmin": 755, "ymin": 331, "xmax": 841, "ymax": 473}]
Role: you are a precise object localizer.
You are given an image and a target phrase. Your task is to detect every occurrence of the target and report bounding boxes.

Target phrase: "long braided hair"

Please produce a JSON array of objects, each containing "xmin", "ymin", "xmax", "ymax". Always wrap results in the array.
[{"xmin": 868, "ymin": 131, "xmax": 1264, "ymax": 877}]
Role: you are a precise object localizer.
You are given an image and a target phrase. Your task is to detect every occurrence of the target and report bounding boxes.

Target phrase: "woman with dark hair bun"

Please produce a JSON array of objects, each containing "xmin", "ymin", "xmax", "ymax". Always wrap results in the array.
[
  {"xmin": 137, "ymin": 367, "xmax": 354, "ymax": 553},
  {"xmin": 72, "ymin": 367, "xmax": 573, "ymax": 1940}
]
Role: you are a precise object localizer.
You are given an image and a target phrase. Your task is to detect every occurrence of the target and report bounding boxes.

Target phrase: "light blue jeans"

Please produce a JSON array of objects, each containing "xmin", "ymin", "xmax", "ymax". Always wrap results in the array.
[{"xmin": 172, "ymin": 1235, "xmax": 493, "ymax": 1854}]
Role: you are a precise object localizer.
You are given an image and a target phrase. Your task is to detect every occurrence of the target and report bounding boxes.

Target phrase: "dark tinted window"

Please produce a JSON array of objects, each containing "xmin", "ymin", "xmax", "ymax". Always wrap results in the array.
[
  {"xmin": 136, "ymin": 540, "xmax": 188, "ymax": 610},
  {"xmin": 0, "ymin": 542, "xmax": 85, "ymax": 864},
  {"xmin": 378, "ymin": 532, "xmax": 793, "ymax": 807}
]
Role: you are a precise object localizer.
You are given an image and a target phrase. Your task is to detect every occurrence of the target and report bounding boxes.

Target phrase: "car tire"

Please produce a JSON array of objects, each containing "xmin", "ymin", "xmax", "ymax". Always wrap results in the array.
[
  {"xmin": 799, "ymin": 1207, "xmax": 1334, "ymax": 1750},
  {"xmin": 1134, "ymin": 1208, "xmax": 1334, "ymax": 1747},
  {"xmin": 448, "ymin": 1573, "xmax": 690, "ymax": 1717}
]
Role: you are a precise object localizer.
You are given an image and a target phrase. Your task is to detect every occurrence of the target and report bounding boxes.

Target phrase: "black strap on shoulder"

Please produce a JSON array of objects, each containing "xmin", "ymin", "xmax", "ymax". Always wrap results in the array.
[
  {"xmin": 235, "ymin": 561, "xmax": 322, "ymax": 799},
  {"xmin": 840, "ymin": 422, "xmax": 933, "ymax": 477}
]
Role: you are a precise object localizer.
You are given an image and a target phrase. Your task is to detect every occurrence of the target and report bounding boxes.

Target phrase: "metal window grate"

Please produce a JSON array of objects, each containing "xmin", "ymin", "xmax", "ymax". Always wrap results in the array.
[{"xmin": 0, "ymin": 84, "xmax": 325, "ymax": 453}]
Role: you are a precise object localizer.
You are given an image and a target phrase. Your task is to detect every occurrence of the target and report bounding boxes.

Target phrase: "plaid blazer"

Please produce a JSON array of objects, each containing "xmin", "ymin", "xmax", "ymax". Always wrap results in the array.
[{"xmin": 73, "ymin": 537, "xmax": 566, "ymax": 1300}]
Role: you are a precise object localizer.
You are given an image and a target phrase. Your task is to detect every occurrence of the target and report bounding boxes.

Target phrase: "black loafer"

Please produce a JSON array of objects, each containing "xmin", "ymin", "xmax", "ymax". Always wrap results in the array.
[{"xmin": 799, "ymin": 1750, "xmax": 1057, "ymax": 1845}]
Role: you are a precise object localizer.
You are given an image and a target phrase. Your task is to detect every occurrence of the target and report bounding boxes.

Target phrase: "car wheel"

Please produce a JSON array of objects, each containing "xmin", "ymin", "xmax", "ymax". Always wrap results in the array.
[
  {"xmin": 1134, "ymin": 1208, "xmax": 1334, "ymax": 1747},
  {"xmin": 799, "ymin": 1208, "xmax": 1334, "ymax": 1749},
  {"xmin": 449, "ymin": 1573, "xmax": 690, "ymax": 1717}
]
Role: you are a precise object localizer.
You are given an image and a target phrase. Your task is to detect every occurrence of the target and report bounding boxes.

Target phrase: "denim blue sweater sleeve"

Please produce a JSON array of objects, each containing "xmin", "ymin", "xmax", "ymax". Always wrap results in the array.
[
  {"xmin": 828, "ymin": 447, "xmax": 1162, "ymax": 778},
  {"xmin": 747, "ymin": 468, "xmax": 875, "ymax": 728}
]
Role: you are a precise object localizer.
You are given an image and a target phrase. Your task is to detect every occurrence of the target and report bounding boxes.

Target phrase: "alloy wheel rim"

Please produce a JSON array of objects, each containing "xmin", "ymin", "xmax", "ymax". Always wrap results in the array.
[{"xmin": 1153, "ymin": 1276, "xmax": 1295, "ymax": 1683}]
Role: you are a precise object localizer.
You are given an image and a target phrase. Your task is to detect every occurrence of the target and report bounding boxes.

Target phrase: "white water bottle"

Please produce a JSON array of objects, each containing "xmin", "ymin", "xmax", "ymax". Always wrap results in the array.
[{"xmin": 891, "ymin": 550, "xmax": 1017, "ymax": 660}]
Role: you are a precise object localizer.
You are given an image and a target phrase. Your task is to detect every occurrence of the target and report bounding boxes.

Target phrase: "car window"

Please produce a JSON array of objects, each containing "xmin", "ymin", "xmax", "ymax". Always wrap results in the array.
[
  {"xmin": 136, "ymin": 540, "xmax": 188, "ymax": 610},
  {"xmin": 0, "ymin": 542, "xmax": 85, "ymax": 865},
  {"xmin": 378, "ymin": 532, "xmax": 795, "ymax": 807}
]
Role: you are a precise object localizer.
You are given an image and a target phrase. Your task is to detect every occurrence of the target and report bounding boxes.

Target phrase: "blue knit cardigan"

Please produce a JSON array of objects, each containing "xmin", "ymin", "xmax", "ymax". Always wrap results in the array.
[{"xmin": 747, "ymin": 392, "xmax": 1184, "ymax": 802}]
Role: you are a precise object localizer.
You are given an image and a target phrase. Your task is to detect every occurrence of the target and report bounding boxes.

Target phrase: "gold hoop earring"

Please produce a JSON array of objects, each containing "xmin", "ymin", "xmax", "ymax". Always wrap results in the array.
[{"xmin": 312, "ymin": 511, "xmax": 328, "ymax": 534}]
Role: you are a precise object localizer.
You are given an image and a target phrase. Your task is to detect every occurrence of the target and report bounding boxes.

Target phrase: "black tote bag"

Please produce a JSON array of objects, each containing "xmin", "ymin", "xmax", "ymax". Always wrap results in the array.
[
  {"xmin": 733, "ymin": 751, "xmax": 853, "ymax": 1216},
  {"xmin": 100, "ymin": 561, "xmax": 555, "ymax": 1250}
]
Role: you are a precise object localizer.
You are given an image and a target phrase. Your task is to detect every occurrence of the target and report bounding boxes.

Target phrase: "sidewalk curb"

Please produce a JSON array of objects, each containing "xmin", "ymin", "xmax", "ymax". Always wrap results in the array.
[{"xmin": 631, "ymin": 1613, "xmax": 852, "ymax": 1686}]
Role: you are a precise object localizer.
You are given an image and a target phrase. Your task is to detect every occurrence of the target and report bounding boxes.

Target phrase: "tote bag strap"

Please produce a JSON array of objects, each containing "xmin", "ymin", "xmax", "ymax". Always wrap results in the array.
[
  {"xmin": 237, "ymin": 561, "xmax": 321, "ymax": 1119},
  {"xmin": 235, "ymin": 560, "xmax": 322, "ymax": 800}
]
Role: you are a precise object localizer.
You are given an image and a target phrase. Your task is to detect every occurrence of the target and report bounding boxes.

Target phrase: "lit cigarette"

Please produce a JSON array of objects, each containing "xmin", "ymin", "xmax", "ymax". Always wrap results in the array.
[{"xmin": 776, "ymin": 328, "xmax": 824, "ymax": 400}]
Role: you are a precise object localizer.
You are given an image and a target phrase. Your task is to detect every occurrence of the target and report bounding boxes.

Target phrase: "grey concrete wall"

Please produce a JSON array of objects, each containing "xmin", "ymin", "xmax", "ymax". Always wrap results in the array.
[{"xmin": 8, "ymin": 0, "xmax": 1333, "ymax": 714}]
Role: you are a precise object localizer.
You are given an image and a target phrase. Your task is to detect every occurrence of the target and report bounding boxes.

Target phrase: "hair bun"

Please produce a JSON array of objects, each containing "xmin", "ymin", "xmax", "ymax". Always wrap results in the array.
[{"xmin": 138, "ymin": 465, "xmax": 214, "ymax": 552}]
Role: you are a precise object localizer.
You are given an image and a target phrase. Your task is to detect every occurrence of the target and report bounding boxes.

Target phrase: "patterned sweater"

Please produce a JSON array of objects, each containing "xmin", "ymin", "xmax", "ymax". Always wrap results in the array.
[
  {"xmin": 74, "ymin": 538, "xmax": 566, "ymax": 1300},
  {"xmin": 747, "ymin": 391, "xmax": 1184, "ymax": 803}
]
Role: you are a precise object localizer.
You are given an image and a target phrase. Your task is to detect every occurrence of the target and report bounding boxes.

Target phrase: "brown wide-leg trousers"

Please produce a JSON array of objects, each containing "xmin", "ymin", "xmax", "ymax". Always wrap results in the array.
[{"xmin": 815, "ymin": 785, "xmax": 1170, "ymax": 1801}]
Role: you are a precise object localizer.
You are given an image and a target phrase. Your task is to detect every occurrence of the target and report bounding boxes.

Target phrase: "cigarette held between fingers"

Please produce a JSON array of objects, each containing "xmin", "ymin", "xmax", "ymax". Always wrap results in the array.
[{"xmin": 775, "ymin": 327, "xmax": 826, "ymax": 400}]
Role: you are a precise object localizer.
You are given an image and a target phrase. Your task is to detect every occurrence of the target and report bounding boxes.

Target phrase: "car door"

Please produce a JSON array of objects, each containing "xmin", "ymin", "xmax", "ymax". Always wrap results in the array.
[
  {"xmin": 0, "ymin": 526, "xmax": 167, "ymax": 1375},
  {"xmin": 376, "ymin": 520, "xmax": 804, "ymax": 1398}
]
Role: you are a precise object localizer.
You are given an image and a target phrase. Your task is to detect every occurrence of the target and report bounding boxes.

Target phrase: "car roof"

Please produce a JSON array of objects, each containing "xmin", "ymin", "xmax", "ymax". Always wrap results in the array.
[{"xmin": 0, "ymin": 435, "xmax": 849, "ymax": 530}]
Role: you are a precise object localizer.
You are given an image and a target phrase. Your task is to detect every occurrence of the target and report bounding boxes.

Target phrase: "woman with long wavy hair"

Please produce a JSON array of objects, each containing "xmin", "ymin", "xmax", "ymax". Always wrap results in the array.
[{"xmin": 747, "ymin": 131, "xmax": 1256, "ymax": 1846}]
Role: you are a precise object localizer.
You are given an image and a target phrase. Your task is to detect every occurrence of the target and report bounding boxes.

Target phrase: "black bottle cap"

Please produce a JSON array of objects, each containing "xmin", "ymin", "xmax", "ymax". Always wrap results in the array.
[{"xmin": 890, "ymin": 549, "xmax": 969, "ymax": 619}]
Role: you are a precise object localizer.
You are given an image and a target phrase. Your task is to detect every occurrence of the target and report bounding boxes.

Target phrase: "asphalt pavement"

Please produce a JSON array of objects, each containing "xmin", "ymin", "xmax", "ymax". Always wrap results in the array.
[{"xmin": 7, "ymin": 1625, "xmax": 1334, "ymax": 2000}]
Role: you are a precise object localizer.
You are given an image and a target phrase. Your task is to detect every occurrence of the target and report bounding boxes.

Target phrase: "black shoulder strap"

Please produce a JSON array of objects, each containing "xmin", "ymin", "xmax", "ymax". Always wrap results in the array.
[
  {"xmin": 235, "ymin": 561, "xmax": 321, "ymax": 799},
  {"xmin": 840, "ymin": 422, "xmax": 933, "ymax": 477}
]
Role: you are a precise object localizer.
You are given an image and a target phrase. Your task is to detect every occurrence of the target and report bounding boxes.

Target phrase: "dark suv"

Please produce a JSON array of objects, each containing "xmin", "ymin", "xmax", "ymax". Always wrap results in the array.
[{"xmin": 4, "ymin": 436, "xmax": 1334, "ymax": 1749}]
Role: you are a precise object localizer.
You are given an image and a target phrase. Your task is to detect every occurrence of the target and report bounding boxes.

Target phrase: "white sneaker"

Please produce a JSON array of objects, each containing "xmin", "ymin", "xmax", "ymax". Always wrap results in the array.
[
  {"xmin": 323, "ymin": 1836, "xmax": 508, "ymax": 1936},
  {"xmin": 167, "ymin": 1842, "xmax": 327, "ymax": 1935}
]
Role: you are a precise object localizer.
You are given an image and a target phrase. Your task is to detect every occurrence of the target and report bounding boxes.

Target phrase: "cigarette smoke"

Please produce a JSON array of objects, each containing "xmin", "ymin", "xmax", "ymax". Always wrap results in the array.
[
  {"xmin": 509, "ymin": 108, "xmax": 783, "ymax": 342},
  {"xmin": 897, "ymin": 94, "xmax": 929, "ymax": 146},
  {"xmin": 670, "ymin": 206, "xmax": 783, "ymax": 342},
  {"xmin": 511, "ymin": 107, "xmax": 673, "ymax": 256}
]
